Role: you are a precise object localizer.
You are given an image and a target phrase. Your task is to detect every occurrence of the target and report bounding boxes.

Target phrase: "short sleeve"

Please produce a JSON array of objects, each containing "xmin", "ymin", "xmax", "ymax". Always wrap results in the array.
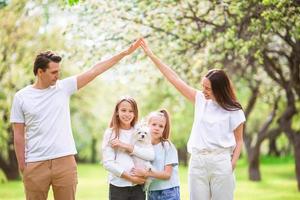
[
  {"xmin": 230, "ymin": 109, "xmax": 246, "ymax": 131},
  {"xmin": 58, "ymin": 76, "xmax": 77, "ymax": 96},
  {"xmin": 10, "ymin": 94, "xmax": 25, "ymax": 123},
  {"xmin": 195, "ymin": 90, "xmax": 205, "ymax": 107},
  {"xmin": 165, "ymin": 142, "xmax": 179, "ymax": 166}
]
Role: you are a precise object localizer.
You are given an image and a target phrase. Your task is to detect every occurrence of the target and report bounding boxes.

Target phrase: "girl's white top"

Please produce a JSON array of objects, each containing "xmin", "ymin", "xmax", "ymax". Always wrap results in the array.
[
  {"xmin": 187, "ymin": 91, "xmax": 246, "ymax": 154},
  {"xmin": 102, "ymin": 128, "xmax": 155, "ymax": 187}
]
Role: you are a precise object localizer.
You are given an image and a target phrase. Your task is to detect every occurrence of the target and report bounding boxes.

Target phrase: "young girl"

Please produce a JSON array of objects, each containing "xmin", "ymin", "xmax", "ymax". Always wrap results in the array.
[
  {"xmin": 132, "ymin": 109, "xmax": 180, "ymax": 200},
  {"xmin": 102, "ymin": 96, "xmax": 155, "ymax": 200}
]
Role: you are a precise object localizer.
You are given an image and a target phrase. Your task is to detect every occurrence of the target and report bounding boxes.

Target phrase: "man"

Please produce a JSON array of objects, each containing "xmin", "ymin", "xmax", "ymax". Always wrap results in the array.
[{"xmin": 10, "ymin": 39, "xmax": 141, "ymax": 200}]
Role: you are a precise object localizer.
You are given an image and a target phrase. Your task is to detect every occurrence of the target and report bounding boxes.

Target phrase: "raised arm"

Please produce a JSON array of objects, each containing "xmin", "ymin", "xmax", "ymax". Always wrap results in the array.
[
  {"xmin": 12, "ymin": 123, "xmax": 25, "ymax": 173},
  {"xmin": 76, "ymin": 39, "xmax": 141, "ymax": 90},
  {"xmin": 140, "ymin": 39, "xmax": 197, "ymax": 103}
]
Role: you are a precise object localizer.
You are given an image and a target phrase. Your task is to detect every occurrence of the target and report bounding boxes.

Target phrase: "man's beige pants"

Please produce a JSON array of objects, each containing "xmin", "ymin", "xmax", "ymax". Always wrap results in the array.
[
  {"xmin": 23, "ymin": 155, "xmax": 78, "ymax": 200},
  {"xmin": 188, "ymin": 150, "xmax": 235, "ymax": 200}
]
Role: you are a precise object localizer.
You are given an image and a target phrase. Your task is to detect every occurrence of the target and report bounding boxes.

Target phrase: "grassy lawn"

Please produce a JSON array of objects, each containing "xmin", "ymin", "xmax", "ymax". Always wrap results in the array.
[{"xmin": 0, "ymin": 156, "xmax": 299, "ymax": 200}]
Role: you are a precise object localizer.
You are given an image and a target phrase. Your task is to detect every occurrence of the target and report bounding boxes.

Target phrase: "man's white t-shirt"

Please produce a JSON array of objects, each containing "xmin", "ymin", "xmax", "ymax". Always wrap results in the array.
[
  {"xmin": 187, "ymin": 91, "xmax": 246, "ymax": 153},
  {"xmin": 10, "ymin": 76, "xmax": 77, "ymax": 163}
]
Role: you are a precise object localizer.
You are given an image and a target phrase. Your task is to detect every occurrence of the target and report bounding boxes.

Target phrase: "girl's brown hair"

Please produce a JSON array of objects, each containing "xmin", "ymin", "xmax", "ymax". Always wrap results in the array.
[
  {"xmin": 148, "ymin": 109, "xmax": 171, "ymax": 144},
  {"xmin": 110, "ymin": 96, "xmax": 138, "ymax": 139},
  {"xmin": 205, "ymin": 69, "xmax": 242, "ymax": 111}
]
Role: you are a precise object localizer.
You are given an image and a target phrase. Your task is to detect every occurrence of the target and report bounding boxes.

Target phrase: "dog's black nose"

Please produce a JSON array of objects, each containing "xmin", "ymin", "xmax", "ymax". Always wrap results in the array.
[{"xmin": 142, "ymin": 135, "xmax": 145, "ymax": 138}]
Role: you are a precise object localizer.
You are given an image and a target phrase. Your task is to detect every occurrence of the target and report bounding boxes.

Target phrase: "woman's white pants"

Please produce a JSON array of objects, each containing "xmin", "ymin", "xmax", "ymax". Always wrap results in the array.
[{"xmin": 188, "ymin": 149, "xmax": 235, "ymax": 200}]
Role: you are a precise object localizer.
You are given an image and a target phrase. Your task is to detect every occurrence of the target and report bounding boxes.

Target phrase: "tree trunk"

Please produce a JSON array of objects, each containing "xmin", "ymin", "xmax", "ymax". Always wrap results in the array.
[
  {"xmin": 177, "ymin": 146, "xmax": 188, "ymax": 166},
  {"xmin": 282, "ymin": 140, "xmax": 293, "ymax": 156},
  {"xmin": 244, "ymin": 127, "xmax": 263, "ymax": 182},
  {"xmin": 0, "ymin": 130, "xmax": 20, "ymax": 180},
  {"xmin": 0, "ymin": 114, "xmax": 20, "ymax": 180},
  {"xmin": 268, "ymin": 138, "xmax": 280, "ymax": 156},
  {"xmin": 248, "ymin": 145, "xmax": 261, "ymax": 181},
  {"xmin": 278, "ymin": 88, "xmax": 299, "ymax": 190},
  {"xmin": 293, "ymin": 133, "xmax": 300, "ymax": 191},
  {"xmin": 248, "ymin": 98, "xmax": 279, "ymax": 181},
  {"xmin": 91, "ymin": 137, "xmax": 97, "ymax": 163},
  {"xmin": 3, "ymin": 150, "xmax": 19, "ymax": 180},
  {"xmin": 267, "ymin": 129, "xmax": 281, "ymax": 157}
]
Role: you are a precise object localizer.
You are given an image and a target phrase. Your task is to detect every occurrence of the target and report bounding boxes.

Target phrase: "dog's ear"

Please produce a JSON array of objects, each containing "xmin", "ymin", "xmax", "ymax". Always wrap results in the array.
[
  {"xmin": 134, "ymin": 123, "xmax": 141, "ymax": 131},
  {"xmin": 144, "ymin": 126, "xmax": 150, "ymax": 134},
  {"xmin": 139, "ymin": 118, "xmax": 148, "ymax": 127},
  {"xmin": 134, "ymin": 119, "xmax": 148, "ymax": 130}
]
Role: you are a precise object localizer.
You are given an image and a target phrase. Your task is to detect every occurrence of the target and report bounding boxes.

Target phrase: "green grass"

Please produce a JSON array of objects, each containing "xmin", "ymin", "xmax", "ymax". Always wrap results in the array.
[{"xmin": 0, "ymin": 156, "xmax": 299, "ymax": 200}]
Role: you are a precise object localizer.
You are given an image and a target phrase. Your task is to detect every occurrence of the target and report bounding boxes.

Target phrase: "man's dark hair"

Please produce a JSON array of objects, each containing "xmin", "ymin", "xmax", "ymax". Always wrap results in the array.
[{"xmin": 33, "ymin": 51, "xmax": 62, "ymax": 75}]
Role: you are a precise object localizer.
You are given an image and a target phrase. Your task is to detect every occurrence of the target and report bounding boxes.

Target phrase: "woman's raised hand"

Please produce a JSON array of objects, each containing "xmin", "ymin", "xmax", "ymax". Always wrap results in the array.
[
  {"xmin": 123, "ymin": 38, "xmax": 142, "ymax": 56},
  {"xmin": 140, "ymin": 38, "xmax": 154, "ymax": 57}
]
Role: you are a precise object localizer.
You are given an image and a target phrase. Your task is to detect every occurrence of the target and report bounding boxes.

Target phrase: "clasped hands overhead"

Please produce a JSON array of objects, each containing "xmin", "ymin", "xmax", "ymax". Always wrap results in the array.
[{"xmin": 123, "ymin": 38, "xmax": 155, "ymax": 58}]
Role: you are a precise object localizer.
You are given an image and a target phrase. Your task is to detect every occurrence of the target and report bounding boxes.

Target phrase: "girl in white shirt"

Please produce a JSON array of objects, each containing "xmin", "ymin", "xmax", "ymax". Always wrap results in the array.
[
  {"xmin": 102, "ymin": 96, "xmax": 155, "ymax": 200},
  {"xmin": 140, "ymin": 39, "xmax": 245, "ymax": 200}
]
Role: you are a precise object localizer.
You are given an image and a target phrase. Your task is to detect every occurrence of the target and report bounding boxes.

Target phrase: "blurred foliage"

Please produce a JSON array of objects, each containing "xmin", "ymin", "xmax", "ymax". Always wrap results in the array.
[
  {"xmin": 64, "ymin": 0, "xmax": 299, "ymax": 150},
  {"xmin": 0, "ymin": 0, "xmax": 67, "ymax": 171},
  {"xmin": 1, "ymin": 1, "xmax": 299, "ymax": 181}
]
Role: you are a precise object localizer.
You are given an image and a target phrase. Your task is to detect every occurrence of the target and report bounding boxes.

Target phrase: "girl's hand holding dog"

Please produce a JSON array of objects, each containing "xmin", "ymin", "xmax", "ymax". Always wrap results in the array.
[
  {"xmin": 131, "ymin": 167, "xmax": 148, "ymax": 178},
  {"xmin": 130, "ymin": 175, "xmax": 146, "ymax": 185},
  {"xmin": 121, "ymin": 171, "xmax": 146, "ymax": 185},
  {"xmin": 110, "ymin": 139, "xmax": 134, "ymax": 153}
]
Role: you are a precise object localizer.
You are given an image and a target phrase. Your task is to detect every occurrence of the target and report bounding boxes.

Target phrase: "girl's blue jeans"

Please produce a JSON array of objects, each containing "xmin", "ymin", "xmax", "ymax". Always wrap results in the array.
[{"xmin": 148, "ymin": 186, "xmax": 180, "ymax": 200}]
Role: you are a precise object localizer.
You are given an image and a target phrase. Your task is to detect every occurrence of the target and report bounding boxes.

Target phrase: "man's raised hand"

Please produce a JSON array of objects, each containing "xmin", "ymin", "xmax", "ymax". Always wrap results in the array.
[{"xmin": 123, "ymin": 38, "xmax": 142, "ymax": 56}]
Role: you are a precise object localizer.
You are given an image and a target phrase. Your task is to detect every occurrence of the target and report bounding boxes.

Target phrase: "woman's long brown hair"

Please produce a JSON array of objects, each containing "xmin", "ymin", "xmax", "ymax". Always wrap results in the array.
[
  {"xmin": 109, "ymin": 96, "xmax": 138, "ymax": 139},
  {"xmin": 205, "ymin": 69, "xmax": 242, "ymax": 111}
]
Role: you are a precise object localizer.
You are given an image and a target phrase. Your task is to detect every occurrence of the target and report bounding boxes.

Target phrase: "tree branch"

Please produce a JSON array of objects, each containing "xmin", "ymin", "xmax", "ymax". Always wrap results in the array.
[
  {"xmin": 120, "ymin": 16, "xmax": 199, "ymax": 47},
  {"xmin": 256, "ymin": 96, "xmax": 280, "ymax": 143}
]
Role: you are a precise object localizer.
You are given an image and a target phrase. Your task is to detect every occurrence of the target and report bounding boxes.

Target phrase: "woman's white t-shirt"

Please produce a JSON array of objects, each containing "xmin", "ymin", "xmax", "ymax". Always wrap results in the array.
[{"xmin": 187, "ymin": 91, "xmax": 246, "ymax": 153}]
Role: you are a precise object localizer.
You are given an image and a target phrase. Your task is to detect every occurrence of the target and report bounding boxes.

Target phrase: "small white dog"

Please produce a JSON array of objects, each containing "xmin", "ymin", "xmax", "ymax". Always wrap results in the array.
[
  {"xmin": 131, "ymin": 124, "xmax": 154, "ymax": 190},
  {"xmin": 131, "ymin": 125, "xmax": 153, "ymax": 170}
]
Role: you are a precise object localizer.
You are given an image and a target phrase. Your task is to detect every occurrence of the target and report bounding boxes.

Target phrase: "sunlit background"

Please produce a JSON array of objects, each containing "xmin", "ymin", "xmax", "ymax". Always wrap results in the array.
[{"xmin": 0, "ymin": 0, "xmax": 299, "ymax": 199}]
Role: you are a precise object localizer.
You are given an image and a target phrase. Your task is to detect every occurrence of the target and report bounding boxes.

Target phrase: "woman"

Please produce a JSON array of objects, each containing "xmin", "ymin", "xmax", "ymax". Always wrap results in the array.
[{"xmin": 140, "ymin": 39, "xmax": 245, "ymax": 200}]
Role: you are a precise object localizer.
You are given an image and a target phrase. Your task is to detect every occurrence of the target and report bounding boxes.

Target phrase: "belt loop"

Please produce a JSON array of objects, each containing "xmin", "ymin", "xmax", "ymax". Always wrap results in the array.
[{"xmin": 49, "ymin": 159, "xmax": 52, "ymax": 169}]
